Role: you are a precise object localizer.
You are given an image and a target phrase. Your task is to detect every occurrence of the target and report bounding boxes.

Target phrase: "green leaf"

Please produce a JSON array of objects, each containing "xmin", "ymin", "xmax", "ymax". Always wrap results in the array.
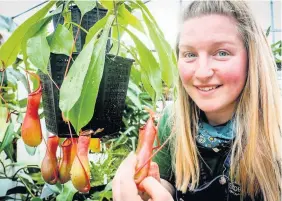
[
  {"xmin": 127, "ymin": 90, "xmax": 142, "ymax": 110},
  {"xmin": 26, "ymin": 33, "xmax": 50, "ymax": 74},
  {"xmin": 271, "ymin": 40, "xmax": 282, "ymax": 48},
  {"xmin": 18, "ymin": 98, "xmax": 27, "ymax": 108},
  {"xmin": 48, "ymin": 24, "xmax": 74, "ymax": 56},
  {"xmin": 22, "ymin": 17, "xmax": 52, "ymax": 71},
  {"xmin": 6, "ymin": 67, "xmax": 29, "ymax": 92},
  {"xmin": 118, "ymin": 4, "xmax": 145, "ymax": 34},
  {"xmin": 0, "ymin": 196, "xmax": 14, "ymax": 201},
  {"xmin": 22, "ymin": 6, "xmax": 63, "ymax": 70},
  {"xmin": 69, "ymin": 15, "xmax": 115, "ymax": 132},
  {"xmin": 60, "ymin": 15, "xmax": 115, "ymax": 132},
  {"xmin": 0, "ymin": 70, "xmax": 7, "ymax": 86},
  {"xmin": 111, "ymin": 3, "xmax": 147, "ymax": 55},
  {"xmin": 135, "ymin": 0, "xmax": 164, "ymax": 36},
  {"xmin": 124, "ymin": 27, "xmax": 161, "ymax": 102},
  {"xmin": 141, "ymin": 12, "xmax": 176, "ymax": 88},
  {"xmin": 273, "ymin": 47, "xmax": 282, "ymax": 54},
  {"xmin": 6, "ymin": 186, "xmax": 27, "ymax": 195},
  {"xmin": 74, "ymin": 0, "xmax": 97, "ymax": 17},
  {"xmin": 59, "ymin": 38, "xmax": 96, "ymax": 114},
  {"xmin": 141, "ymin": 72, "xmax": 155, "ymax": 103},
  {"xmin": 56, "ymin": 181, "xmax": 77, "ymax": 201},
  {"xmin": 29, "ymin": 172, "xmax": 45, "ymax": 185},
  {"xmin": 0, "ymin": 105, "xmax": 9, "ymax": 142},
  {"xmin": 31, "ymin": 197, "xmax": 42, "ymax": 201},
  {"xmin": 134, "ymin": 0, "xmax": 177, "ymax": 87},
  {"xmin": 4, "ymin": 143, "xmax": 15, "ymax": 161},
  {"xmin": 127, "ymin": 89, "xmax": 142, "ymax": 110},
  {"xmin": 85, "ymin": 12, "xmax": 110, "ymax": 46},
  {"xmin": 92, "ymin": 190, "xmax": 112, "ymax": 201},
  {"xmin": 2, "ymin": 93, "xmax": 15, "ymax": 101},
  {"xmin": 0, "ymin": 123, "xmax": 15, "ymax": 153},
  {"xmin": 266, "ymin": 26, "xmax": 271, "ymax": 37},
  {"xmin": 100, "ymin": 0, "xmax": 114, "ymax": 10},
  {"xmin": 128, "ymin": 79, "xmax": 141, "ymax": 94},
  {"xmin": 104, "ymin": 181, "xmax": 112, "ymax": 191},
  {"xmin": 0, "ymin": 1, "xmax": 55, "ymax": 68},
  {"xmin": 44, "ymin": 183, "xmax": 63, "ymax": 195},
  {"xmin": 130, "ymin": 64, "xmax": 141, "ymax": 86}
]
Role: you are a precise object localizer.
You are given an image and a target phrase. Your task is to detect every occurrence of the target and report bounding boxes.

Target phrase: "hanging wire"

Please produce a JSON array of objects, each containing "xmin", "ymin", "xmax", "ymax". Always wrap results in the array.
[{"xmin": 11, "ymin": 0, "xmax": 48, "ymax": 19}]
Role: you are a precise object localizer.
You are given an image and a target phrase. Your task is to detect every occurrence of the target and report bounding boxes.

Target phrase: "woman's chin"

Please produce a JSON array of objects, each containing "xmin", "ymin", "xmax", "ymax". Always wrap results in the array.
[{"xmin": 196, "ymin": 104, "xmax": 221, "ymax": 114}]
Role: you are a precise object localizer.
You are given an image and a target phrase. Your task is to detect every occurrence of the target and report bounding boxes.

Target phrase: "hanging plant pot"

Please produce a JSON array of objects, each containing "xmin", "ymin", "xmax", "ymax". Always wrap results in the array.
[
  {"xmin": 53, "ymin": 5, "xmax": 110, "ymax": 52},
  {"xmin": 40, "ymin": 53, "xmax": 133, "ymax": 138}
]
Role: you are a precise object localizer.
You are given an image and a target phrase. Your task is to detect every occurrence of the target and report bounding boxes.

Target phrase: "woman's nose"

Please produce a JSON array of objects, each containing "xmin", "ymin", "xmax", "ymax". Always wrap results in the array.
[{"xmin": 194, "ymin": 58, "xmax": 214, "ymax": 81}]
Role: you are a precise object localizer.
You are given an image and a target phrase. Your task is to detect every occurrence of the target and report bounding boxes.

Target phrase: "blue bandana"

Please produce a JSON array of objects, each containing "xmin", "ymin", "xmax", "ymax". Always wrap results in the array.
[{"xmin": 196, "ymin": 120, "xmax": 235, "ymax": 149}]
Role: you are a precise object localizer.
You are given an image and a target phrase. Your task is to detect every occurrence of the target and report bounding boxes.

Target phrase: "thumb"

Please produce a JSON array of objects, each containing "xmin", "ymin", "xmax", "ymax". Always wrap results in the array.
[
  {"xmin": 116, "ymin": 151, "xmax": 137, "ymax": 177},
  {"xmin": 140, "ymin": 177, "xmax": 173, "ymax": 201}
]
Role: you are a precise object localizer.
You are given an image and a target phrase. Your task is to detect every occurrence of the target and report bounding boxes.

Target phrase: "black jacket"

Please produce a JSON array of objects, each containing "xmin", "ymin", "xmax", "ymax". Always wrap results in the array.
[{"xmin": 174, "ymin": 143, "xmax": 263, "ymax": 201}]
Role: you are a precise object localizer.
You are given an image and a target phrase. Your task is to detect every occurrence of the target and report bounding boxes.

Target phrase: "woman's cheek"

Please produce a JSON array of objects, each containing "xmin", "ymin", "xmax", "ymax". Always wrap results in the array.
[
  {"xmin": 221, "ymin": 67, "xmax": 247, "ymax": 85},
  {"xmin": 178, "ymin": 60, "xmax": 194, "ymax": 84}
]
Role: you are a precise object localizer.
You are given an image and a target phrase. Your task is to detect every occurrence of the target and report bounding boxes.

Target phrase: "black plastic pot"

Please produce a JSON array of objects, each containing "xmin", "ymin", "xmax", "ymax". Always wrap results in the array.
[
  {"xmin": 53, "ymin": 5, "xmax": 110, "ymax": 52},
  {"xmin": 40, "ymin": 53, "xmax": 133, "ymax": 138}
]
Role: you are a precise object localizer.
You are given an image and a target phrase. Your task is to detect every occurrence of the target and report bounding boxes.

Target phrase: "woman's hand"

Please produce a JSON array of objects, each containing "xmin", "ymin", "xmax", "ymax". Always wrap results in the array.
[{"xmin": 112, "ymin": 152, "xmax": 174, "ymax": 201}]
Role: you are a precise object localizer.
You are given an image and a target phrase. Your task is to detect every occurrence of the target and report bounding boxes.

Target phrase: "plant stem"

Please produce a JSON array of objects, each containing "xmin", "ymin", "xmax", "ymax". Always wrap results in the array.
[
  {"xmin": 47, "ymin": 72, "xmax": 60, "ymax": 90},
  {"xmin": 11, "ymin": 165, "xmax": 39, "ymax": 180},
  {"xmin": 64, "ymin": 22, "xmax": 89, "ymax": 34},
  {"xmin": 0, "ymin": 160, "xmax": 8, "ymax": 177},
  {"xmin": 0, "ymin": 94, "xmax": 10, "ymax": 122},
  {"xmin": 0, "ymin": 68, "xmax": 5, "ymax": 93},
  {"xmin": 19, "ymin": 176, "xmax": 36, "ymax": 198},
  {"xmin": 0, "ymin": 67, "xmax": 8, "ymax": 116},
  {"xmin": 109, "ymin": 38, "xmax": 142, "ymax": 65},
  {"xmin": 113, "ymin": 1, "xmax": 120, "ymax": 59},
  {"xmin": 0, "ymin": 86, "xmax": 12, "ymax": 89},
  {"xmin": 64, "ymin": 16, "xmax": 83, "ymax": 78}
]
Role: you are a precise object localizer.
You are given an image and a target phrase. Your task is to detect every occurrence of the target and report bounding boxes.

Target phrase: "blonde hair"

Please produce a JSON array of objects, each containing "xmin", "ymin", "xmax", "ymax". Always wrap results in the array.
[{"xmin": 171, "ymin": 1, "xmax": 282, "ymax": 201}]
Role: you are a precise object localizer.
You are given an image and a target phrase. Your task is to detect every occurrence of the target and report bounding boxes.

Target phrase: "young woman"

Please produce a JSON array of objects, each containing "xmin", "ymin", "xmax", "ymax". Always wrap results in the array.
[{"xmin": 112, "ymin": 1, "xmax": 282, "ymax": 201}]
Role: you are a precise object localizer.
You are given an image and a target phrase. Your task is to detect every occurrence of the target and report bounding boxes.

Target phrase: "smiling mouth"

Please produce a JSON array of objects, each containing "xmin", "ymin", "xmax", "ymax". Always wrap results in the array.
[{"xmin": 196, "ymin": 85, "xmax": 222, "ymax": 92}]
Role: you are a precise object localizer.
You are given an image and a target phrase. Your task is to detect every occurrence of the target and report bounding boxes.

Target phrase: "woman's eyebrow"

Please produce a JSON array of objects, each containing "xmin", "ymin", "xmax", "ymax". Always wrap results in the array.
[
  {"xmin": 178, "ymin": 44, "xmax": 194, "ymax": 49},
  {"xmin": 211, "ymin": 41, "xmax": 237, "ymax": 46},
  {"xmin": 178, "ymin": 40, "xmax": 236, "ymax": 49}
]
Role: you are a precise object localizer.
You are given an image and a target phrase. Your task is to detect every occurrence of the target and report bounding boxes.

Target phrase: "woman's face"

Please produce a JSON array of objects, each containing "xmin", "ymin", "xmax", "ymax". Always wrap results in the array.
[{"xmin": 178, "ymin": 14, "xmax": 248, "ymax": 124}]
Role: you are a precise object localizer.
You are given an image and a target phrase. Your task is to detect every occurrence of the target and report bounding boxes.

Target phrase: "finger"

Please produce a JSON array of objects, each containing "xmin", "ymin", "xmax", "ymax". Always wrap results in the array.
[
  {"xmin": 115, "ymin": 152, "xmax": 137, "ymax": 177},
  {"xmin": 141, "ymin": 177, "xmax": 173, "ymax": 201},
  {"xmin": 138, "ymin": 162, "xmax": 160, "ymax": 191},
  {"xmin": 148, "ymin": 162, "xmax": 160, "ymax": 182},
  {"xmin": 112, "ymin": 152, "xmax": 138, "ymax": 200}
]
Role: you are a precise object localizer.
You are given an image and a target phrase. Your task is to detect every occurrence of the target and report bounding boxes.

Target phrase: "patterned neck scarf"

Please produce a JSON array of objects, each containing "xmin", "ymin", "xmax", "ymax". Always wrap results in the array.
[{"xmin": 196, "ymin": 120, "xmax": 235, "ymax": 149}]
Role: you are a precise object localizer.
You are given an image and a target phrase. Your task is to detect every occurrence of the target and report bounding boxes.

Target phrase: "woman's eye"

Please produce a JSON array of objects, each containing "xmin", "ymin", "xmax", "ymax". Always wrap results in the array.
[
  {"xmin": 216, "ymin": 51, "xmax": 229, "ymax": 57},
  {"xmin": 185, "ymin": 52, "xmax": 197, "ymax": 58}
]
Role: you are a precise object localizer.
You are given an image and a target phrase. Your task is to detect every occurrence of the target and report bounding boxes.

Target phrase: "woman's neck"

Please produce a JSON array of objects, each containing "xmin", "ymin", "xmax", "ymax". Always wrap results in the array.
[{"xmin": 204, "ymin": 106, "xmax": 235, "ymax": 126}]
